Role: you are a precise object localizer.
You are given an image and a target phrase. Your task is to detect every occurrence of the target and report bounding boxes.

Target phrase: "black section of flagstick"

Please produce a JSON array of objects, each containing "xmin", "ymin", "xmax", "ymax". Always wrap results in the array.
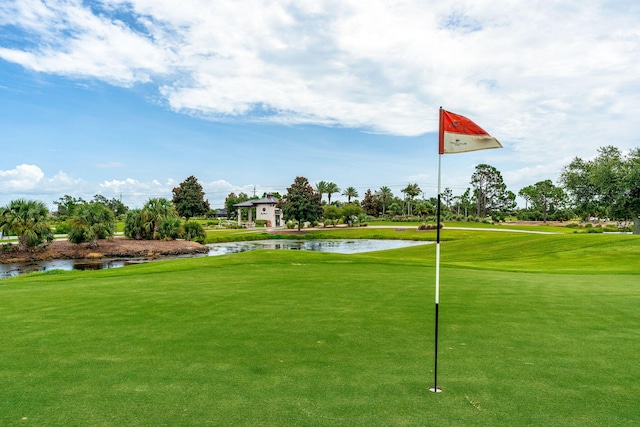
[{"xmin": 432, "ymin": 193, "xmax": 442, "ymax": 392}]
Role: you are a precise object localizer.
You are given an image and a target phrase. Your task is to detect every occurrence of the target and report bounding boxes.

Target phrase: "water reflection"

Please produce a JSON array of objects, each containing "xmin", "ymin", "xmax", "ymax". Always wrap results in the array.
[
  {"xmin": 207, "ymin": 239, "xmax": 430, "ymax": 256},
  {"xmin": 1, "ymin": 239, "xmax": 431, "ymax": 279},
  {"xmin": 0, "ymin": 258, "xmax": 136, "ymax": 279}
]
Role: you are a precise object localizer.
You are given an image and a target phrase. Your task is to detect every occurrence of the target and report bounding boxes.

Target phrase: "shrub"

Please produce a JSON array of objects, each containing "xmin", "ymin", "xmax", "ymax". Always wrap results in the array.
[
  {"xmin": 183, "ymin": 221, "xmax": 206, "ymax": 243},
  {"xmin": 158, "ymin": 217, "xmax": 183, "ymax": 240},
  {"xmin": 55, "ymin": 222, "xmax": 71, "ymax": 234}
]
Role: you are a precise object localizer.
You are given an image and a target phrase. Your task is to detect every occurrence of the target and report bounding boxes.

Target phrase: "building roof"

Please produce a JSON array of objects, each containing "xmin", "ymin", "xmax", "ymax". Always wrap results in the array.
[{"xmin": 233, "ymin": 194, "xmax": 280, "ymax": 208}]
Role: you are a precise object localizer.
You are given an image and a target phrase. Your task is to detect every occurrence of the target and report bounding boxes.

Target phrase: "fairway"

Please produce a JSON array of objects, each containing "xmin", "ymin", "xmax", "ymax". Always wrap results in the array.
[{"xmin": 1, "ymin": 232, "xmax": 639, "ymax": 426}]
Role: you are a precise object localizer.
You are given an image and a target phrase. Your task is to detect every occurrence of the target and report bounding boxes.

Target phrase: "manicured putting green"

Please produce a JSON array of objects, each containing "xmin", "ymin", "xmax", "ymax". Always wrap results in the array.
[{"xmin": 1, "ymin": 232, "xmax": 639, "ymax": 425}]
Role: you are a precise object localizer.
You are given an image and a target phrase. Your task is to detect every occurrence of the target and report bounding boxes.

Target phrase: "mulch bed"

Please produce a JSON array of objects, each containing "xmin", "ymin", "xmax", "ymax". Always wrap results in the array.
[{"xmin": 0, "ymin": 238, "xmax": 208, "ymax": 264}]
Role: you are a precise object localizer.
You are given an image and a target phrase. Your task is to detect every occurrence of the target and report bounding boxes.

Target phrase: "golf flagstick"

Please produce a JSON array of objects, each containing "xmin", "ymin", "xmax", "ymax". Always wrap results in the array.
[
  {"xmin": 429, "ymin": 153, "xmax": 443, "ymax": 393},
  {"xmin": 429, "ymin": 107, "xmax": 502, "ymax": 393}
]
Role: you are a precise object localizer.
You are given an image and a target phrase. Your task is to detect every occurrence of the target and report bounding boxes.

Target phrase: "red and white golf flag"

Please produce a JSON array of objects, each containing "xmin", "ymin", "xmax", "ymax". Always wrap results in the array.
[{"xmin": 438, "ymin": 108, "xmax": 502, "ymax": 154}]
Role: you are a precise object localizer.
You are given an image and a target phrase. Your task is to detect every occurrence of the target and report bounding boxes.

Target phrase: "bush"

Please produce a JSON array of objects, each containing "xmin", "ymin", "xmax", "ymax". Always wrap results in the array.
[
  {"xmin": 55, "ymin": 222, "xmax": 71, "ymax": 234},
  {"xmin": 158, "ymin": 218, "xmax": 182, "ymax": 240},
  {"xmin": 183, "ymin": 221, "xmax": 206, "ymax": 243}
]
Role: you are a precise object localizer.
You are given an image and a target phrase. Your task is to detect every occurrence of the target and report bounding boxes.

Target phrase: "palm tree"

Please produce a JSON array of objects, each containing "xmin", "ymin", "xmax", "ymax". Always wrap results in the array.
[
  {"xmin": 0, "ymin": 199, "xmax": 54, "ymax": 251},
  {"xmin": 342, "ymin": 186, "xmax": 359, "ymax": 203},
  {"xmin": 325, "ymin": 182, "xmax": 340, "ymax": 205},
  {"xmin": 315, "ymin": 181, "xmax": 328, "ymax": 203},
  {"xmin": 124, "ymin": 198, "xmax": 179, "ymax": 240},
  {"xmin": 68, "ymin": 201, "xmax": 116, "ymax": 248},
  {"xmin": 377, "ymin": 186, "xmax": 392, "ymax": 216},
  {"xmin": 143, "ymin": 198, "xmax": 178, "ymax": 239},
  {"xmin": 401, "ymin": 183, "xmax": 421, "ymax": 216}
]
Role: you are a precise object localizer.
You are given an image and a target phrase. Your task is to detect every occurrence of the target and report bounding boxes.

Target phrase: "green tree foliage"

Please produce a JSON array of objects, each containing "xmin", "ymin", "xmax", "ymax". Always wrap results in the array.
[
  {"xmin": 278, "ymin": 176, "xmax": 323, "ymax": 231},
  {"xmin": 315, "ymin": 181, "xmax": 328, "ymax": 204},
  {"xmin": 518, "ymin": 180, "xmax": 567, "ymax": 222},
  {"xmin": 225, "ymin": 192, "xmax": 250, "ymax": 220},
  {"xmin": 470, "ymin": 164, "xmax": 513, "ymax": 218},
  {"xmin": 401, "ymin": 183, "xmax": 421, "ymax": 216},
  {"xmin": 124, "ymin": 209, "xmax": 150, "ymax": 240},
  {"xmin": 172, "ymin": 176, "xmax": 211, "ymax": 220},
  {"xmin": 124, "ymin": 198, "xmax": 179, "ymax": 240},
  {"xmin": 560, "ymin": 146, "xmax": 640, "ymax": 232},
  {"xmin": 262, "ymin": 192, "xmax": 281, "ymax": 199},
  {"xmin": 325, "ymin": 182, "xmax": 340, "ymax": 205},
  {"xmin": 340, "ymin": 203, "xmax": 362, "ymax": 226},
  {"xmin": 0, "ymin": 199, "xmax": 54, "ymax": 251},
  {"xmin": 157, "ymin": 217, "xmax": 183, "ymax": 241},
  {"xmin": 342, "ymin": 186, "xmax": 359, "ymax": 203},
  {"xmin": 322, "ymin": 205, "xmax": 340, "ymax": 226},
  {"xmin": 442, "ymin": 187, "xmax": 453, "ymax": 209},
  {"xmin": 93, "ymin": 194, "xmax": 128, "ymax": 217},
  {"xmin": 377, "ymin": 186, "xmax": 393, "ymax": 216},
  {"xmin": 68, "ymin": 201, "xmax": 116, "ymax": 247},
  {"xmin": 360, "ymin": 189, "xmax": 379, "ymax": 216},
  {"xmin": 53, "ymin": 195, "xmax": 85, "ymax": 220},
  {"xmin": 183, "ymin": 220, "xmax": 206, "ymax": 243}
]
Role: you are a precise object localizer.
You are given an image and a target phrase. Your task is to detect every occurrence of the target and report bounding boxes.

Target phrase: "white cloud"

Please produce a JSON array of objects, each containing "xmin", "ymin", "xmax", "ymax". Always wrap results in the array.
[
  {"xmin": 0, "ymin": 164, "xmax": 44, "ymax": 190},
  {"xmin": 1, "ymin": 0, "xmax": 639, "ymax": 177},
  {"xmin": 0, "ymin": 165, "xmax": 87, "ymax": 208}
]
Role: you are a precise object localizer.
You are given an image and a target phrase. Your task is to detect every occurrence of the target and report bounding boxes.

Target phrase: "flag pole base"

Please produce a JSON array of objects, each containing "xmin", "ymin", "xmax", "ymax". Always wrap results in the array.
[{"xmin": 428, "ymin": 386, "xmax": 443, "ymax": 393}]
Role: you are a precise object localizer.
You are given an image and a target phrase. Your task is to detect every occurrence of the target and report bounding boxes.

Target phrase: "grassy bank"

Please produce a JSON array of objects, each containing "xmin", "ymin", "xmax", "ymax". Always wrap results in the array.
[{"xmin": 1, "ymin": 232, "xmax": 639, "ymax": 425}]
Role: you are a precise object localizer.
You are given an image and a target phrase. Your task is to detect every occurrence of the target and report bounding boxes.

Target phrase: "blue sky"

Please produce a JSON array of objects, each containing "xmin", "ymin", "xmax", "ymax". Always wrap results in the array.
[{"xmin": 1, "ymin": 1, "xmax": 639, "ymax": 209}]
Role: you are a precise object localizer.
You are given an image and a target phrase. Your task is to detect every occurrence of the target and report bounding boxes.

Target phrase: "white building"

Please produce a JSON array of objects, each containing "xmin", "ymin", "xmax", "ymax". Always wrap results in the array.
[{"xmin": 234, "ymin": 194, "xmax": 283, "ymax": 228}]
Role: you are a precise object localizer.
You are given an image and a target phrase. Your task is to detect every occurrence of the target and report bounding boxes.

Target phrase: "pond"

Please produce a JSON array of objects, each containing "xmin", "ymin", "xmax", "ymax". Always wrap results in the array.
[
  {"xmin": 206, "ymin": 239, "xmax": 431, "ymax": 256},
  {"xmin": 0, "ymin": 239, "xmax": 432, "ymax": 279}
]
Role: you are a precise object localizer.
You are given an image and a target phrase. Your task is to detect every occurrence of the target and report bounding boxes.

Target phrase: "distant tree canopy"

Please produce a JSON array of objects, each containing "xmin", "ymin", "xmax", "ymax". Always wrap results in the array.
[
  {"xmin": 172, "ymin": 176, "xmax": 210, "ymax": 219},
  {"xmin": 360, "ymin": 189, "xmax": 379, "ymax": 216},
  {"xmin": 401, "ymin": 183, "xmax": 421, "ymax": 216},
  {"xmin": 471, "ymin": 164, "xmax": 515, "ymax": 218},
  {"xmin": 54, "ymin": 195, "xmax": 85, "ymax": 220},
  {"xmin": 560, "ymin": 145, "xmax": 640, "ymax": 233},
  {"xmin": 342, "ymin": 186, "xmax": 359, "ymax": 203},
  {"xmin": 93, "ymin": 194, "xmax": 128, "ymax": 217},
  {"xmin": 278, "ymin": 176, "xmax": 323, "ymax": 231},
  {"xmin": 325, "ymin": 182, "xmax": 340, "ymax": 205},
  {"xmin": 225, "ymin": 192, "xmax": 250, "ymax": 220},
  {"xmin": 518, "ymin": 180, "xmax": 567, "ymax": 222}
]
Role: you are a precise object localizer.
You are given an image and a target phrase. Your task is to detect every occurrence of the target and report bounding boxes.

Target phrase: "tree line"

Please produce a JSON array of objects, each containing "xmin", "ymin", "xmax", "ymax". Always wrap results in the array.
[
  {"xmin": 272, "ymin": 146, "xmax": 640, "ymax": 233},
  {"xmin": 0, "ymin": 176, "xmax": 209, "ymax": 251},
  {"xmin": 2, "ymin": 146, "xmax": 639, "ymax": 250}
]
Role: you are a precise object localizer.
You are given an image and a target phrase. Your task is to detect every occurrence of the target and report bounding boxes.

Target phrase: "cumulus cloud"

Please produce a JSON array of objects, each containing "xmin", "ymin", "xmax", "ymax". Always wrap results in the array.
[
  {"xmin": 0, "ymin": 164, "xmax": 45, "ymax": 190},
  {"xmin": 0, "ymin": 164, "xmax": 87, "ymax": 207},
  {"xmin": 1, "ymin": 0, "xmax": 639, "ymax": 166}
]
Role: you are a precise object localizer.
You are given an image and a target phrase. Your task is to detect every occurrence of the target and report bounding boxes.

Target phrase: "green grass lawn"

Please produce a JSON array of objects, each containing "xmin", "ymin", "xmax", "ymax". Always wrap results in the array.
[{"xmin": 1, "ymin": 232, "xmax": 639, "ymax": 425}]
